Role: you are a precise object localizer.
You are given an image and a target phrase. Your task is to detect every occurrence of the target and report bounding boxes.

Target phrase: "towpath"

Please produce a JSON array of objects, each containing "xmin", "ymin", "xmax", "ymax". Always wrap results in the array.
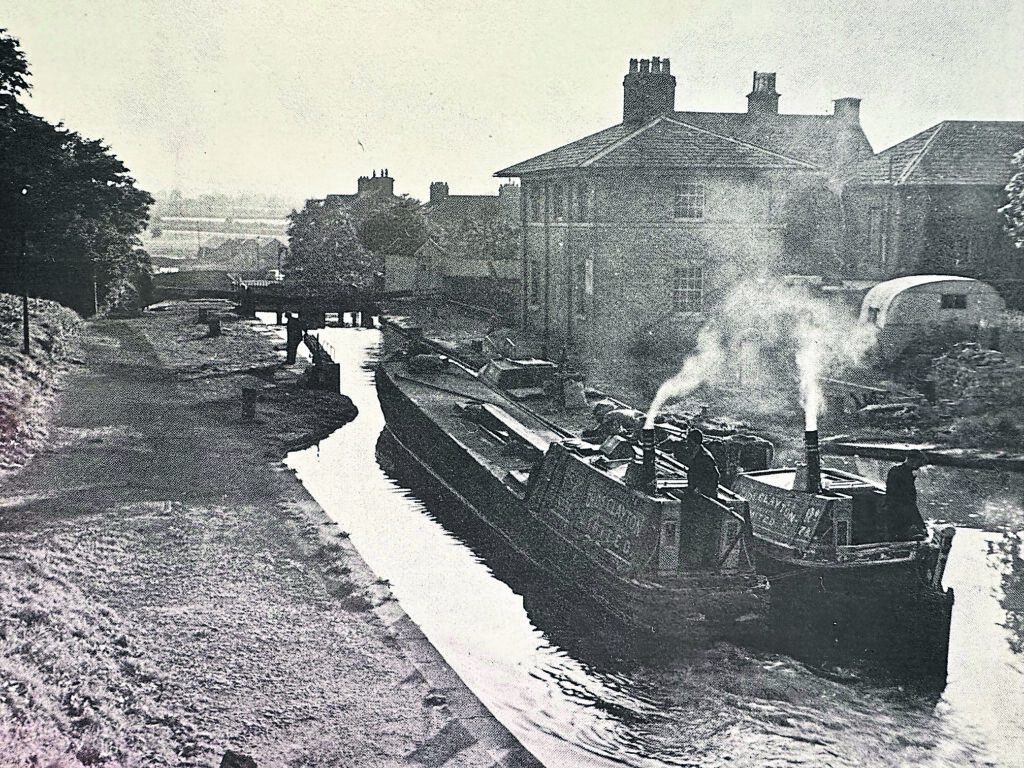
[{"xmin": 0, "ymin": 302, "xmax": 540, "ymax": 767}]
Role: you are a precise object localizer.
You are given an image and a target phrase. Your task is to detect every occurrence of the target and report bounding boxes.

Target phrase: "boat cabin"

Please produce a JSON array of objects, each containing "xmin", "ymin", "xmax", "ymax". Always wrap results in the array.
[
  {"xmin": 734, "ymin": 466, "xmax": 912, "ymax": 551},
  {"xmin": 478, "ymin": 358, "xmax": 560, "ymax": 399}
]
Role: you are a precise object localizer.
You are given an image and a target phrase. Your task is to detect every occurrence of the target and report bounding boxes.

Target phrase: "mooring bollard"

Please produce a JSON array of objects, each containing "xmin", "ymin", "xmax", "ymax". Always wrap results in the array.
[
  {"xmin": 241, "ymin": 387, "xmax": 258, "ymax": 420},
  {"xmin": 208, "ymin": 318, "xmax": 221, "ymax": 337}
]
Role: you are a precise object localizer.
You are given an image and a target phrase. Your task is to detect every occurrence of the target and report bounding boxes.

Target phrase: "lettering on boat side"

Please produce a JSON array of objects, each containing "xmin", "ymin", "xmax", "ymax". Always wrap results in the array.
[
  {"xmin": 735, "ymin": 479, "xmax": 832, "ymax": 545},
  {"xmin": 580, "ymin": 482, "xmax": 643, "ymax": 557}
]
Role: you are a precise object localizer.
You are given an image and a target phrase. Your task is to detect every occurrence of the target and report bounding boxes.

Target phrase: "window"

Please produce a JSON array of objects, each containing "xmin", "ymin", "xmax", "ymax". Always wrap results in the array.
[
  {"xmin": 574, "ymin": 260, "xmax": 587, "ymax": 316},
  {"xmin": 552, "ymin": 183, "xmax": 565, "ymax": 220},
  {"xmin": 672, "ymin": 265, "xmax": 704, "ymax": 312},
  {"xmin": 674, "ymin": 182, "xmax": 705, "ymax": 220},
  {"xmin": 941, "ymin": 293, "xmax": 967, "ymax": 310},
  {"xmin": 530, "ymin": 188, "xmax": 543, "ymax": 222},
  {"xmin": 529, "ymin": 261, "xmax": 541, "ymax": 305},
  {"xmin": 868, "ymin": 206, "xmax": 885, "ymax": 265},
  {"xmin": 575, "ymin": 184, "xmax": 589, "ymax": 221}
]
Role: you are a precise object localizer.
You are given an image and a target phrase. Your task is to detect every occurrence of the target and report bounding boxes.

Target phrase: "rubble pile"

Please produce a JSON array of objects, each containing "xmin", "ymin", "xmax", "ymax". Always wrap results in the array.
[{"xmin": 932, "ymin": 342, "xmax": 1023, "ymax": 414}]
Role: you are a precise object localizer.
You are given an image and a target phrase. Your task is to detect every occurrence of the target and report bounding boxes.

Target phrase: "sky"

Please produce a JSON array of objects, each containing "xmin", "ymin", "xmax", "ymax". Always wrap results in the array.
[{"xmin": 4, "ymin": 0, "xmax": 1023, "ymax": 204}]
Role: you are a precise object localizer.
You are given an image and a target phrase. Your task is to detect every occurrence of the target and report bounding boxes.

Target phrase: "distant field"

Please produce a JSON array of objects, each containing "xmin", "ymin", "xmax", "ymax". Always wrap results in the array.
[{"xmin": 143, "ymin": 216, "xmax": 289, "ymax": 262}]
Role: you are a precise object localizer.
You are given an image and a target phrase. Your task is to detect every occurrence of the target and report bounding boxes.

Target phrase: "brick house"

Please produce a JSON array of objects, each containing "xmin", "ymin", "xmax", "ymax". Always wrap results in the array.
[
  {"xmin": 389, "ymin": 182, "xmax": 522, "ymax": 316},
  {"xmin": 840, "ymin": 121, "xmax": 1024, "ymax": 307},
  {"xmin": 494, "ymin": 58, "xmax": 872, "ymax": 367}
]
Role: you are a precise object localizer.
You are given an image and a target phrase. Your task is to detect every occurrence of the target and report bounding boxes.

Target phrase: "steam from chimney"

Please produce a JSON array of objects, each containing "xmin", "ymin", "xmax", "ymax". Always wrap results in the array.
[
  {"xmin": 795, "ymin": 318, "xmax": 824, "ymax": 432},
  {"xmin": 643, "ymin": 279, "xmax": 878, "ymax": 430}
]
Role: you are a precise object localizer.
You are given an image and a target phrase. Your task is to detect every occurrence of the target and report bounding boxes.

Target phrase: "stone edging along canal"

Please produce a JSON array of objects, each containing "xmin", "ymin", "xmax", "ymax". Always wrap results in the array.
[{"xmin": 274, "ymin": 463, "xmax": 545, "ymax": 768}]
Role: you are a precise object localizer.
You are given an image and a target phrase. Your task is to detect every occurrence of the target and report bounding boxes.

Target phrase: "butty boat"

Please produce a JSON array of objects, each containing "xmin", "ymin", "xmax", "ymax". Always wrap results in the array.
[
  {"xmin": 733, "ymin": 429, "xmax": 956, "ymax": 679},
  {"xmin": 374, "ymin": 344, "xmax": 770, "ymax": 643}
]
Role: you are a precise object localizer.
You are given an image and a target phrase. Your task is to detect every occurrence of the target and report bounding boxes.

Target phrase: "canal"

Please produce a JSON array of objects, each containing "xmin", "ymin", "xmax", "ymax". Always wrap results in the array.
[{"xmin": 278, "ymin": 321, "xmax": 1023, "ymax": 768}]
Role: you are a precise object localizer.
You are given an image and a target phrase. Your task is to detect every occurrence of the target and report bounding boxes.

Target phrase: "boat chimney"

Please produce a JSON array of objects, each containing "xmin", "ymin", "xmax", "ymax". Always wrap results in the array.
[
  {"xmin": 641, "ymin": 427, "xmax": 657, "ymax": 491},
  {"xmin": 804, "ymin": 429, "xmax": 821, "ymax": 493}
]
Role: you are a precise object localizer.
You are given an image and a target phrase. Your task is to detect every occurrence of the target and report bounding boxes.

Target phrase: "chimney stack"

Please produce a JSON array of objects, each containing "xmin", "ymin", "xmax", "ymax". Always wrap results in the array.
[
  {"xmin": 622, "ymin": 55, "xmax": 677, "ymax": 125},
  {"xmin": 804, "ymin": 430, "xmax": 821, "ymax": 494},
  {"xmin": 746, "ymin": 71, "xmax": 780, "ymax": 116},
  {"xmin": 429, "ymin": 181, "xmax": 449, "ymax": 205},
  {"xmin": 642, "ymin": 428, "xmax": 656, "ymax": 488},
  {"xmin": 833, "ymin": 97, "xmax": 862, "ymax": 125}
]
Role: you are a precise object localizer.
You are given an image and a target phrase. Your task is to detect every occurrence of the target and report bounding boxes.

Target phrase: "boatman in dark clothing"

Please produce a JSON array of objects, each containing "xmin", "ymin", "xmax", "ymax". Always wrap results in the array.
[
  {"xmin": 285, "ymin": 313, "xmax": 303, "ymax": 365},
  {"xmin": 685, "ymin": 428, "xmax": 720, "ymax": 498},
  {"xmin": 886, "ymin": 450, "xmax": 929, "ymax": 541}
]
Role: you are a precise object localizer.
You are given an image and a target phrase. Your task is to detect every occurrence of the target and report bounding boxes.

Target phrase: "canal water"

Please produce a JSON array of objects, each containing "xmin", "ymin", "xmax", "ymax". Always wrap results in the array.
[{"xmin": 278, "ymin": 322, "xmax": 1023, "ymax": 768}]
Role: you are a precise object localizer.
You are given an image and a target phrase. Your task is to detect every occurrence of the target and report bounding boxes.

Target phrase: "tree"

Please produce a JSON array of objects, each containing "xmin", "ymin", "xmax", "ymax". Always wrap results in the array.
[
  {"xmin": 1001, "ymin": 148, "xmax": 1024, "ymax": 248},
  {"xmin": 358, "ymin": 196, "xmax": 426, "ymax": 258},
  {"xmin": 284, "ymin": 193, "xmax": 425, "ymax": 286},
  {"xmin": 284, "ymin": 201, "xmax": 378, "ymax": 287},
  {"xmin": 0, "ymin": 27, "xmax": 30, "ymax": 103},
  {"xmin": 0, "ymin": 29, "xmax": 153, "ymax": 315}
]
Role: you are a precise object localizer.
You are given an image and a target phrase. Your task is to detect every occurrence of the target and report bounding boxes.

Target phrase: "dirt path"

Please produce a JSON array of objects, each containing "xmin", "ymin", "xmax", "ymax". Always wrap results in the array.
[{"xmin": 0, "ymin": 303, "xmax": 539, "ymax": 767}]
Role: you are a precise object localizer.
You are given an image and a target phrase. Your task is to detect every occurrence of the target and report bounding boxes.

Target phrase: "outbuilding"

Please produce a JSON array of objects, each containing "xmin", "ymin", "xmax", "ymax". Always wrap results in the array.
[{"xmin": 860, "ymin": 275, "xmax": 1005, "ymax": 359}]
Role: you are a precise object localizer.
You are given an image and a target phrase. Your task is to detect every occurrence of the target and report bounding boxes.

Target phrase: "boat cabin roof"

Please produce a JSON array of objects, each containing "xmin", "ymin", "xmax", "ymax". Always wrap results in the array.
[
  {"xmin": 740, "ymin": 466, "xmax": 883, "ymax": 494},
  {"xmin": 478, "ymin": 358, "xmax": 560, "ymax": 397}
]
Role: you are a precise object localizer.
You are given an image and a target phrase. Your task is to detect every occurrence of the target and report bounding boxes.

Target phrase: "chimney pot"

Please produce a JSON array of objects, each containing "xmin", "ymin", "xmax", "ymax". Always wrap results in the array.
[
  {"xmin": 662, "ymin": 58, "xmax": 671, "ymax": 74},
  {"xmin": 639, "ymin": 58, "xmax": 650, "ymax": 74},
  {"xmin": 629, "ymin": 57, "xmax": 639, "ymax": 73},
  {"xmin": 652, "ymin": 56, "xmax": 661, "ymax": 73}
]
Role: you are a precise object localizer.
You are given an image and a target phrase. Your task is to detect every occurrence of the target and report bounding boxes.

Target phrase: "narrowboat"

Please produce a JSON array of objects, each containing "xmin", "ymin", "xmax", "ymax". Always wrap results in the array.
[
  {"xmin": 374, "ymin": 348, "xmax": 770, "ymax": 643},
  {"xmin": 733, "ymin": 429, "xmax": 956, "ymax": 679}
]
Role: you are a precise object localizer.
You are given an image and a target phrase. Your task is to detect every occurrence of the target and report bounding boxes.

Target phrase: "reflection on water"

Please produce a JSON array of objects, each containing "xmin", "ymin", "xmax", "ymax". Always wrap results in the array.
[
  {"xmin": 995, "ymin": 534, "xmax": 1024, "ymax": 655},
  {"xmin": 277, "ymin": 323, "xmax": 1024, "ymax": 768}
]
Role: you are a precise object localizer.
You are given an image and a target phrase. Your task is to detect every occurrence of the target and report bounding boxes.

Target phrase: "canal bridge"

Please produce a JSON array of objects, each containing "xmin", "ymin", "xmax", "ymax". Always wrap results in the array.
[{"xmin": 150, "ymin": 271, "xmax": 418, "ymax": 326}]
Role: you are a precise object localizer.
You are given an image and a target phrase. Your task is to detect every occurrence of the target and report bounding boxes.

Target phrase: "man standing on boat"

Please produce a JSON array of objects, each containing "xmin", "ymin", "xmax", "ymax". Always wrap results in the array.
[
  {"xmin": 685, "ymin": 429, "xmax": 720, "ymax": 498},
  {"xmin": 885, "ymin": 450, "xmax": 929, "ymax": 541}
]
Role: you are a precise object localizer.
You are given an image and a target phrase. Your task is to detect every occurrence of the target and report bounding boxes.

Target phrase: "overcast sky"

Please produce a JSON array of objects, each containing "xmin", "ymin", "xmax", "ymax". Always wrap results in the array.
[{"xmin": 5, "ymin": 0, "xmax": 1022, "ymax": 203}]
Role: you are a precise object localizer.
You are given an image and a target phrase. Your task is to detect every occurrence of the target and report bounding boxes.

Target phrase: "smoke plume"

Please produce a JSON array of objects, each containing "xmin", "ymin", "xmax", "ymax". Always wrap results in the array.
[{"xmin": 644, "ymin": 279, "xmax": 877, "ymax": 430}]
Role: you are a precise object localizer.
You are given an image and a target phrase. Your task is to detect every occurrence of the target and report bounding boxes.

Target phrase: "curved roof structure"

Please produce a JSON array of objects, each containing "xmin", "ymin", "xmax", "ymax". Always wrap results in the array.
[{"xmin": 860, "ymin": 275, "xmax": 1000, "ymax": 324}]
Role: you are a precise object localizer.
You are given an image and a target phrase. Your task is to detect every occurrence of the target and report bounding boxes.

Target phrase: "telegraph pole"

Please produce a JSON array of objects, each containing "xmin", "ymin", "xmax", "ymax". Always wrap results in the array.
[
  {"xmin": 20, "ymin": 185, "xmax": 29, "ymax": 355},
  {"xmin": 21, "ymin": 225, "xmax": 29, "ymax": 355}
]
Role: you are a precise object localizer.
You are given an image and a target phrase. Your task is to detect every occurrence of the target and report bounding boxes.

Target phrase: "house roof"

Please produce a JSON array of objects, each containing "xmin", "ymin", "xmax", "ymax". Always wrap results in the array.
[
  {"xmin": 850, "ymin": 121, "xmax": 1024, "ymax": 186},
  {"xmin": 424, "ymin": 195, "xmax": 498, "ymax": 228},
  {"xmin": 495, "ymin": 111, "xmax": 867, "ymax": 176}
]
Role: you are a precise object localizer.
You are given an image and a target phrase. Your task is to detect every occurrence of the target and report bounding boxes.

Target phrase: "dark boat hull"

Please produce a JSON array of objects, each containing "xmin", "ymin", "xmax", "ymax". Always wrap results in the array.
[
  {"xmin": 754, "ymin": 547, "xmax": 954, "ymax": 683},
  {"xmin": 375, "ymin": 363, "xmax": 768, "ymax": 644}
]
